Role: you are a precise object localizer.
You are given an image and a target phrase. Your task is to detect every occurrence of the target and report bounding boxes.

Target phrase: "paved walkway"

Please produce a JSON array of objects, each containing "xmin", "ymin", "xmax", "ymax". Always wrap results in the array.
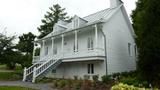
[{"xmin": 0, "ymin": 81, "xmax": 56, "ymax": 90}]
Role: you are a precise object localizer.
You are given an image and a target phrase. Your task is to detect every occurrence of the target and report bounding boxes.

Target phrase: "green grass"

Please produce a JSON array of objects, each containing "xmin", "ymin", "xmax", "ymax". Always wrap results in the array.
[
  {"xmin": 0, "ymin": 72, "xmax": 22, "ymax": 81},
  {"xmin": 0, "ymin": 64, "xmax": 23, "ymax": 81},
  {"xmin": 0, "ymin": 64, "xmax": 7, "ymax": 70},
  {"xmin": 0, "ymin": 86, "xmax": 38, "ymax": 90}
]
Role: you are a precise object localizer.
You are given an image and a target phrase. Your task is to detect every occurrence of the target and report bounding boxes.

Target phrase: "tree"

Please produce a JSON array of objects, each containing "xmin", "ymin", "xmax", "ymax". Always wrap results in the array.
[
  {"xmin": 16, "ymin": 32, "xmax": 36, "ymax": 68},
  {"xmin": 17, "ymin": 32, "xmax": 36, "ymax": 54},
  {"xmin": 0, "ymin": 32, "xmax": 19, "ymax": 69},
  {"xmin": 131, "ymin": 0, "xmax": 160, "ymax": 85},
  {"xmin": 37, "ymin": 4, "xmax": 70, "ymax": 39}
]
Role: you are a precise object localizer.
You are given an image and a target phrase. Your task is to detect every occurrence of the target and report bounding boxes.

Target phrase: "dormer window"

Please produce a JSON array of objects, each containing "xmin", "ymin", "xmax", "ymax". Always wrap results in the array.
[{"xmin": 73, "ymin": 19, "xmax": 79, "ymax": 28}]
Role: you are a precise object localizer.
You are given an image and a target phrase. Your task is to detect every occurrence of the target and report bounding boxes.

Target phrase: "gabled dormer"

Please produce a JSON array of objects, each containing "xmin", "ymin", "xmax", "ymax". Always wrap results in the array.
[
  {"xmin": 53, "ymin": 20, "xmax": 68, "ymax": 34},
  {"xmin": 72, "ymin": 15, "xmax": 88, "ymax": 29}
]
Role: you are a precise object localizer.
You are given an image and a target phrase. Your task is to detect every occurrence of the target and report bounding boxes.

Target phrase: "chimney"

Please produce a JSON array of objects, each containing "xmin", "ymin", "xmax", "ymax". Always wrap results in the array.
[{"xmin": 110, "ymin": 0, "xmax": 123, "ymax": 8}]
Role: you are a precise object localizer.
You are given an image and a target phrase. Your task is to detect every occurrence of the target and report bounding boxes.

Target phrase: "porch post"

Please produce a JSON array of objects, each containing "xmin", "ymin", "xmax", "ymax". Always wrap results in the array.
[
  {"xmin": 95, "ymin": 24, "xmax": 98, "ymax": 49},
  {"xmin": 61, "ymin": 35, "xmax": 64, "ymax": 56},
  {"xmin": 75, "ymin": 30, "xmax": 78, "ymax": 52},
  {"xmin": 51, "ymin": 37, "xmax": 54, "ymax": 55}
]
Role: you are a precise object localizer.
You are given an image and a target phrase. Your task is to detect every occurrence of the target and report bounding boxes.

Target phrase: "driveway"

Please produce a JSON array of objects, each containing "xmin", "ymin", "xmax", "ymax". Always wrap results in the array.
[{"xmin": 0, "ymin": 81, "xmax": 56, "ymax": 90}]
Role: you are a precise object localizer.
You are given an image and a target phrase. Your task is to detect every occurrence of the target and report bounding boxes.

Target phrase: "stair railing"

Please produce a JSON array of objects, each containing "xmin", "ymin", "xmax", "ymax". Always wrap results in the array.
[{"xmin": 32, "ymin": 58, "xmax": 61, "ymax": 82}]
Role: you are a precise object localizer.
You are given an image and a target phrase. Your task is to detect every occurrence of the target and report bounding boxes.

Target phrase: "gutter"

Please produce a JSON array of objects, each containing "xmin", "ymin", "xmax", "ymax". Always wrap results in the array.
[
  {"xmin": 35, "ymin": 20, "xmax": 105, "ymax": 43},
  {"xmin": 99, "ymin": 24, "xmax": 108, "ymax": 75}
]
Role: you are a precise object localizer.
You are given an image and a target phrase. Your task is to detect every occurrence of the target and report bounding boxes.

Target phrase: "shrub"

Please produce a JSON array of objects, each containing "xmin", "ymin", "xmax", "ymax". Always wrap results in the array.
[
  {"xmin": 120, "ymin": 77, "xmax": 148, "ymax": 87},
  {"xmin": 84, "ymin": 75, "xmax": 90, "ymax": 80},
  {"xmin": 111, "ymin": 83, "xmax": 139, "ymax": 90},
  {"xmin": 57, "ymin": 80, "xmax": 67, "ymax": 88},
  {"xmin": 92, "ymin": 75, "xmax": 99, "ymax": 82},
  {"xmin": 74, "ymin": 75, "xmax": 78, "ymax": 80},
  {"xmin": 101, "ymin": 75, "xmax": 112, "ymax": 84}
]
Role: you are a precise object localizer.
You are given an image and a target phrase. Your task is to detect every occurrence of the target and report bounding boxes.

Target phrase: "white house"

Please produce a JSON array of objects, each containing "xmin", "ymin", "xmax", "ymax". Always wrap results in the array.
[{"xmin": 23, "ymin": 0, "xmax": 137, "ymax": 82}]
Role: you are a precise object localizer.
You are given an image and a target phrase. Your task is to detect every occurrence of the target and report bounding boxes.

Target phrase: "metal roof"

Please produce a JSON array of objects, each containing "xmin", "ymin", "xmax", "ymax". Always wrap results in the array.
[{"xmin": 41, "ymin": 7, "xmax": 119, "ymax": 40}]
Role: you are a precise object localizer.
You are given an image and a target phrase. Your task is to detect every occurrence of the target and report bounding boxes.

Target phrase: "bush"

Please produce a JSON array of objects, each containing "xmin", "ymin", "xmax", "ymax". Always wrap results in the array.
[
  {"xmin": 57, "ymin": 80, "xmax": 67, "ymax": 88},
  {"xmin": 101, "ymin": 75, "xmax": 112, "ymax": 84},
  {"xmin": 120, "ymin": 77, "xmax": 148, "ymax": 87},
  {"xmin": 84, "ymin": 75, "xmax": 90, "ymax": 80},
  {"xmin": 92, "ymin": 75, "xmax": 99, "ymax": 82},
  {"xmin": 111, "ymin": 83, "xmax": 139, "ymax": 90}
]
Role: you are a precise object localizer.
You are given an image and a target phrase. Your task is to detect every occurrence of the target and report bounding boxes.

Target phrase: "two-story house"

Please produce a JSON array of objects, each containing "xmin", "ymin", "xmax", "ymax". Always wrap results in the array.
[{"xmin": 23, "ymin": 0, "xmax": 137, "ymax": 82}]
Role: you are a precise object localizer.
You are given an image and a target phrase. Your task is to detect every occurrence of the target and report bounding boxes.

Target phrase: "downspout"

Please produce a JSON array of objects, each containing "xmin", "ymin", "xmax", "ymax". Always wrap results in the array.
[{"xmin": 99, "ymin": 24, "xmax": 108, "ymax": 75}]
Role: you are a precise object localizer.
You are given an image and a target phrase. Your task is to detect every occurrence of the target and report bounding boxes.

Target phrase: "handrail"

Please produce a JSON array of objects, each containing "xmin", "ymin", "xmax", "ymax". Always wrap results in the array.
[
  {"xmin": 35, "ymin": 58, "xmax": 61, "ymax": 77},
  {"xmin": 26, "ymin": 63, "xmax": 40, "ymax": 76}
]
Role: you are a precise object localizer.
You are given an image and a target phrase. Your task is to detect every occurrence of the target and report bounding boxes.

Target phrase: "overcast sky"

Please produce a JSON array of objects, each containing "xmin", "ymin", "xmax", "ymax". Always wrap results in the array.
[{"xmin": 0, "ymin": 0, "xmax": 137, "ymax": 36}]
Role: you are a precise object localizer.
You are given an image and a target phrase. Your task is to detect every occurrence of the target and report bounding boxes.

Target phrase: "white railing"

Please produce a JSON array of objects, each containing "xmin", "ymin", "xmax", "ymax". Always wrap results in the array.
[
  {"xmin": 32, "ymin": 57, "xmax": 61, "ymax": 82},
  {"xmin": 23, "ymin": 63, "xmax": 41, "ymax": 81},
  {"xmin": 34, "ymin": 48, "xmax": 105, "ymax": 64}
]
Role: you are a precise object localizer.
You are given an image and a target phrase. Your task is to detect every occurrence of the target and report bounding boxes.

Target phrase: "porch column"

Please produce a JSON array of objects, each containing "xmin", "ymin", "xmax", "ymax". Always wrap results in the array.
[
  {"xmin": 51, "ymin": 37, "xmax": 54, "ymax": 55},
  {"xmin": 75, "ymin": 30, "xmax": 78, "ymax": 52},
  {"xmin": 61, "ymin": 35, "xmax": 64, "ymax": 56},
  {"xmin": 42, "ymin": 40, "xmax": 45, "ymax": 56},
  {"xmin": 95, "ymin": 24, "xmax": 98, "ymax": 49}
]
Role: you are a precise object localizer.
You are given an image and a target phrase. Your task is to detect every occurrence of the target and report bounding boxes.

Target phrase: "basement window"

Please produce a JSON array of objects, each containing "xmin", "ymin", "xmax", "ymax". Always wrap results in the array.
[
  {"xmin": 87, "ymin": 64, "xmax": 94, "ymax": 74},
  {"xmin": 128, "ymin": 43, "xmax": 132, "ymax": 56}
]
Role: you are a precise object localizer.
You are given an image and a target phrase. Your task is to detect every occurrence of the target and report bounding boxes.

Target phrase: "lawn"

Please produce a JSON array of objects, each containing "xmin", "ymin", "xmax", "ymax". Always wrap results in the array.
[
  {"xmin": 0, "ymin": 64, "xmax": 23, "ymax": 81},
  {"xmin": 0, "ymin": 86, "xmax": 38, "ymax": 90}
]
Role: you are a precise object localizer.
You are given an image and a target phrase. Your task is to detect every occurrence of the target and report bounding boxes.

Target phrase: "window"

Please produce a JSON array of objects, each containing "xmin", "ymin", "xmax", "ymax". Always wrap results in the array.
[
  {"xmin": 128, "ymin": 43, "xmax": 132, "ymax": 56},
  {"xmin": 53, "ymin": 46, "xmax": 57, "ymax": 55},
  {"xmin": 134, "ymin": 45, "xmax": 137, "ymax": 56},
  {"xmin": 45, "ymin": 47, "xmax": 48, "ymax": 55},
  {"xmin": 73, "ymin": 19, "xmax": 79, "ymax": 28},
  {"xmin": 87, "ymin": 37, "xmax": 94, "ymax": 50},
  {"xmin": 52, "ymin": 69, "xmax": 56, "ymax": 73},
  {"xmin": 87, "ymin": 64, "xmax": 94, "ymax": 74}
]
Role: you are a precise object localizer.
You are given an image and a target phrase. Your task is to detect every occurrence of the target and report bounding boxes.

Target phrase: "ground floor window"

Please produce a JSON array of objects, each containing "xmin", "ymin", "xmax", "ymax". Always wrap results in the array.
[
  {"xmin": 52, "ymin": 69, "xmax": 56, "ymax": 73},
  {"xmin": 87, "ymin": 64, "xmax": 94, "ymax": 74}
]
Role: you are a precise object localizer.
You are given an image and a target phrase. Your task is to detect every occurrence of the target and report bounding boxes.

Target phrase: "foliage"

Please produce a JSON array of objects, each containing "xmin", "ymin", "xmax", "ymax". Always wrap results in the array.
[
  {"xmin": 101, "ymin": 75, "xmax": 112, "ymax": 84},
  {"xmin": 131, "ymin": 0, "xmax": 160, "ymax": 85},
  {"xmin": 92, "ymin": 75, "xmax": 99, "ymax": 82},
  {"xmin": 37, "ymin": 4, "xmax": 71, "ymax": 39},
  {"xmin": 16, "ymin": 32, "xmax": 36, "ymax": 68},
  {"xmin": 0, "ymin": 86, "xmax": 37, "ymax": 90},
  {"xmin": 0, "ymin": 32, "xmax": 19, "ymax": 69},
  {"xmin": 17, "ymin": 32, "xmax": 36, "ymax": 54},
  {"xmin": 112, "ymin": 83, "xmax": 145, "ymax": 90},
  {"xmin": 34, "ymin": 48, "xmax": 40, "ymax": 56},
  {"xmin": 120, "ymin": 77, "xmax": 148, "ymax": 87}
]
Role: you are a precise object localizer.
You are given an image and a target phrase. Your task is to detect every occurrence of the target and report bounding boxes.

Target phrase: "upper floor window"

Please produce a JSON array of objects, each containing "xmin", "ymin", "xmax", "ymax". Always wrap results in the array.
[
  {"xmin": 88, "ymin": 37, "xmax": 94, "ymax": 50},
  {"xmin": 128, "ymin": 43, "xmax": 132, "ymax": 56},
  {"xmin": 73, "ymin": 19, "xmax": 79, "ymax": 28},
  {"xmin": 53, "ymin": 46, "xmax": 57, "ymax": 55},
  {"xmin": 45, "ymin": 47, "xmax": 48, "ymax": 55}
]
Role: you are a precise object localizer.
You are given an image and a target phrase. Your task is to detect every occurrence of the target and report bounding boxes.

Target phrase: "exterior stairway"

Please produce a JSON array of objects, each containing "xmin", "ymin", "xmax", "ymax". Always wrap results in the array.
[{"xmin": 23, "ymin": 57, "xmax": 62, "ymax": 82}]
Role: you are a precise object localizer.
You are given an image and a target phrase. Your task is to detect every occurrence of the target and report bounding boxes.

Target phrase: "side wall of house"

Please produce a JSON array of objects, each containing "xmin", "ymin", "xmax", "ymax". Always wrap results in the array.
[{"xmin": 102, "ymin": 7, "xmax": 136, "ymax": 74}]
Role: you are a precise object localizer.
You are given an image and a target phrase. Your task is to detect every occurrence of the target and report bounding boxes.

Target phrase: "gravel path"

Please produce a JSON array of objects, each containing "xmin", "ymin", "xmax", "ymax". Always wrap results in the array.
[{"xmin": 0, "ymin": 81, "xmax": 56, "ymax": 90}]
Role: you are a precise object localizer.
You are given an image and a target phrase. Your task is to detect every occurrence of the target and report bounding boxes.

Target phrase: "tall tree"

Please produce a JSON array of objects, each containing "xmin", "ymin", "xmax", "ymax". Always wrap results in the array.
[
  {"xmin": 131, "ymin": 0, "xmax": 160, "ymax": 85},
  {"xmin": 0, "ymin": 32, "xmax": 19, "ymax": 69},
  {"xmin": 37, "ymin": 4, "xmax": 70, "ymax": 39},
  {"xmin": 16, "ymin": 32, "xmax": 36, "ymax": 68},
  {"xmin": 17, "ymin": 32, "xmax": 36, "ymax": 54}
]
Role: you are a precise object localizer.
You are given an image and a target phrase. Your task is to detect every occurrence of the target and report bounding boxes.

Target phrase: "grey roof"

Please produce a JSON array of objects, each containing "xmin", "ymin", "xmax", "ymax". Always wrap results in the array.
[{"xmin": 41, "ymin": 6, "xmax": 119, "ymax": 40}]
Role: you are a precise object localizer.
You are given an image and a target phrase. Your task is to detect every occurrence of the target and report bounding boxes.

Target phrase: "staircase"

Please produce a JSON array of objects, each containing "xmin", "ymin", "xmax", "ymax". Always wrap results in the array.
[{"xmin": 23, "ymin": 57, "xmax": 62, "ymax": 82}]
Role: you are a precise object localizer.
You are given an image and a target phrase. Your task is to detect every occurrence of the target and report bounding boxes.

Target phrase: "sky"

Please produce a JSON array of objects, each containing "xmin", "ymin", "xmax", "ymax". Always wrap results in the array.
[{"xmin": 0, "ymin": 0, "xmax": 137, "ymax": 36}]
